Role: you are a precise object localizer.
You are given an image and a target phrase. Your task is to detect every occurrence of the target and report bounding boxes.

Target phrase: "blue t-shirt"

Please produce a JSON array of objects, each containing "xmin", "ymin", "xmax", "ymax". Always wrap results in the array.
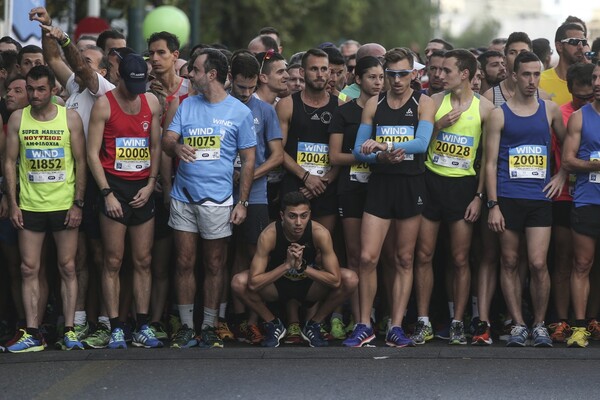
[
  {"xmin": 168, "ymin": 94, "xmax": 257, "ymax": 204},
  {"xmin": 235, "ymin": 96, "xmax": 282, "ymax": 204}
]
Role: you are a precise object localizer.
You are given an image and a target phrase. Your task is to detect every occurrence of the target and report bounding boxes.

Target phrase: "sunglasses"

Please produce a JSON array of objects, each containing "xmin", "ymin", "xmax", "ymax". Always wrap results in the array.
[
  {"xmin": 585, "ymin": 51, "xmax": 597, "ymax": 60},
  {"xmin": 109, "ymin": 47, "xmax": 124, "ymax": 60},
  {"xmin": 259, "ymin": 49, "xmax": 275, "ymax": 74},
  {"xmin": 561, "ymin": 38, "xmax": 588, "ymax": 47},
  {"xmin": 385, "ymin": 69, "xmax": 412, "ymax": 78}
]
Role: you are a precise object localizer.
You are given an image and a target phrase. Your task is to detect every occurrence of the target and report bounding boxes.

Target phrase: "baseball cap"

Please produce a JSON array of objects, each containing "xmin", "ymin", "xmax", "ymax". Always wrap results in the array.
[{"xmin": 119, "ymin": 53, "xmax": 148, "ymax": 95}]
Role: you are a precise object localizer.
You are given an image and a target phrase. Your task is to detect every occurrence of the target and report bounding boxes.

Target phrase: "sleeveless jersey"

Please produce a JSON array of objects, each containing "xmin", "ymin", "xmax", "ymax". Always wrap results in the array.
[
  {"xmin": 100, "ymin": 91, "xmax": 152, "ymax": 180},
  {"xmin": 285, "ymin": 92, "xmax": 338, "ymax": 178},
  {"xmin": 497, "ymin": 100, "xmax": 551, "ymax": 201},
  {"xmin": 573, "ymin": 104, "xmax": 600, "ymax": 207},
  {"xmin": 492, "ymin": 84, "xmax": 539, "ymax": 107},
  {"xmin": 371, "ymin": 91, "xmax": 423, "ymax": 175},
  {"xmin": 552, "ymin": 101, "xmax": 577, "ymax": 202},
  {"xmin": 266, "ymin": 220, "xmax": 317, "ymax": 282},
  {"xmin": 18, "ymin": 105, "xmax": 75, "ymax": 212},
  {"xmin": 426, "ymin": 92, "xmax": 481, "ymax": 177}
]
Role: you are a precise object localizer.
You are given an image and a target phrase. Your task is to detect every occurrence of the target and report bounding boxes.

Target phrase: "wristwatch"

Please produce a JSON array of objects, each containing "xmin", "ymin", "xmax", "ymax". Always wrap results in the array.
[
  {"xmin": 73, "ymin": 199, "xmax": 84, "ymax": 208},
  {"xmin": 386, "ymin": 141, "xmax": 393, "ymax": 152},
  {"xmin": 238, "ymin": 199, "xmax": 249, "ymax": 207},
  {"xmin": 487, "ymin": 200, "xmax": 498, "ymax": 209},
  {"xmin": 101, "ymin": 188, "xmax": 113, "ymax": 197},
  {"xmin": 474, "ymin": 192, "xmax": 485, "ymax": 200}
]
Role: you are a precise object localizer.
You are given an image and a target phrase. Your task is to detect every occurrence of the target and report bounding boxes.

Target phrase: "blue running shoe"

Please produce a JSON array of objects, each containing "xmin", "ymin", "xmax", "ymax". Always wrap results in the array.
[
  {"xmin": 63, "ymin": 330, "xmax": 84, "ymax": 350},
  {"xmin": 342, "ymin": 324, "xmax": 375, "ymax": 347},
  {"xmin": 108, "ymin": 327, "xmax": 127, "ymax": 349},
  {"xmin": 532, "ymin": 323, "xmax": 552, "ymax": 348},
  {"xmin": 262, "ymin": 319, "xmax": 286, "ymax": 348},
  {"xmin": 133, "ymin": 324, "xmax": 164, "ymax": 348},
  {"xmin": 301, "ymin": 321, "xmax": 329, "ymax": 347},
  {"xmin": 7, "ymin": 329, "xmax": 44, "ymax": 353},
  {"xmin": 386, "ymin": 326, "xmax": 414, "ymax": 347},
  {"xmin": 506, "ymin": 325, "xmax": 529, "ymax": 347}
]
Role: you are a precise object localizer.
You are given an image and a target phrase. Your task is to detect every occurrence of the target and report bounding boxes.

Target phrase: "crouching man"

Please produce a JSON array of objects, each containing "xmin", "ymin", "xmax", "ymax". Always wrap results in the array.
[{"xmin": 232, "ymin": 191, "xmax": 358, "ymax": 347}]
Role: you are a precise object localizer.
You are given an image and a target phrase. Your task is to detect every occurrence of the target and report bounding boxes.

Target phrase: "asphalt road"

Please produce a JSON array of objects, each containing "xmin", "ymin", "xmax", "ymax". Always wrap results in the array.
[{"xmin": 1, "ymin": 338, "xmax": 598, "ymax": 399}]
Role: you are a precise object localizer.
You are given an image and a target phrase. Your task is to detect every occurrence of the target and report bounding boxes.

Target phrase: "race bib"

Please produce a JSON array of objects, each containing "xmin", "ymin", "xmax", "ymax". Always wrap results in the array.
[
  {"xmin": 431, "ymin": 131, "xmax": 474, "ymax": 170},
  {"xmin": 283, "ymin": 267, "xmax": 307, "ymax": 281},
  {"xmin": 234, "ymin": 153, "xmax": 242, "ymax": 169},
  {"xmin": 350, "ymin": 162, "xmax": 371, "ymax": 183},
  {"xmin": 297, "ymin": 142, "xmax": 330, "ymax": 177},
  {"xmin": 376, "ymin": 125, "xmax": 414, "ymax": 161},
  {"xmin": 26, "ymin": 148, "xmax": 66, "ymax": 183},
  {"xmin": 114, "ymin": 137, "xmax": 150, "ymax": 172},
  {"xmin": 509, "ymin": 145, "xmax": 547, "ymax": 179},
  {"xmin": 589, "ymin": 151, "xmax": 600, "ymax": 183},
  {"xmin": 185, "ymin": 133, "xmax": 221, "ymax": 160}
]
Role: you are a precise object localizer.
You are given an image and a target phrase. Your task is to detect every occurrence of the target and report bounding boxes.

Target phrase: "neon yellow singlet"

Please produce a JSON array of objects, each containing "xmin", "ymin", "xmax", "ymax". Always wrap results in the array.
[
  {"xmin": 18, "ymin": 105, "xmax": 75, "ymax": 212},
  {"xmin": 426, "ymin": 92, "xmax": 481, "ymax": 177}
]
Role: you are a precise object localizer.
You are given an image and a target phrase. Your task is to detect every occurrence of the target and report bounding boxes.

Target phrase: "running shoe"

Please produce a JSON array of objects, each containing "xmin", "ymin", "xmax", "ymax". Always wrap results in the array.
[
  {"xmin": 5, "ymin": 327, "xmax": 24, "ymax": 348},
  {"xmin": 411, "ymin": 321, "xmax": 434, "ymax": 345},
  {"xmin": 107, "ymin": 328, "xmax": 127, "ymax": 349},
  {"xmin": 567, "ymin": 327, "xmax": 591, "ymax": 348},
  {"xmin": 506, "ymin": 325, "xmax": 529, "ymax": 347},
  {"xmin": 435, "ymin": 321, "xmax": 450, "ymax": 340},
  {"xmin": 548, "ymin": 321, "xmax": 571, "ymax": 343},
  {"xmin": 329, "ymin": 317, "xmax": 346, "ymax": 340},
  {"xmin": 168, "ymin": 314, "xmax": 182, "ymax": 340},
  {"xmin": 449, "ymin": 321, "xmax": 467, "ymax": 345},
  {"xmin": 302, "ymin": 321, "xmax": 329, "ymax": 347},
  {"xmin": 199, "ymin": 326, "xmax": 224, "ymax": 348},
  {"xmin": 343, "ymin": 324, "xmax": 375, "ymax": 347},
  {"xmin": 149, "ymin": 322, "xmax": 169, "ymax": 341},
  {"xmin": 63, "ymin": 330, "xmax": 84, "ymax": 350},
  {"xmin": 170, "ymin": 325, "xmax": 197, "ymax": 349},
  {"xmin": 82, "ymin": 323, "xmax": 111, "ymax": 349},
  {"xmin": 262, "ymin": 319, "xmax": 286, "ymax": 348},
  {"xmin": 7, "ymin": 329, "xmax": 44, "ymax": 353},
  {"xmin": 531, "ymin": 323, "xmax": 552, "ymax": 348},
  {"xmin": 74, "ymin": 321, "xmax": 90, "ymax": 341},
  {"xmin": 386, "ymin": 326, "xmax": 414, "ymax": 347},
  {"xmin": 133, "ymin": 324, "xmax": 164, "ymax": 348},
  {"xmin": 587, "ymin": 319, "xmax": 600, "ymax": 340},
  {"xmin": 216, "ymin": 319, "xmax": 235, "ymax": 341},
  {"xmin": 472, "ymin": 320, "xmax": 493, "ymax": 345},
  {"xmin": 245, "ymin": 323, "xmax": 264, "ymax": 345},
  {"xmin": 283, "ymin": 322, "xmax": 303, "ymax": 345}
]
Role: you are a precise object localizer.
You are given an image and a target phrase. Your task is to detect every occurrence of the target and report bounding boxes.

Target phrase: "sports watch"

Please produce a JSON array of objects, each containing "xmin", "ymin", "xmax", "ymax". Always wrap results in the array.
[{"xmin": 486, "ymin": 200, "xmax": 498, "ymax": 209}]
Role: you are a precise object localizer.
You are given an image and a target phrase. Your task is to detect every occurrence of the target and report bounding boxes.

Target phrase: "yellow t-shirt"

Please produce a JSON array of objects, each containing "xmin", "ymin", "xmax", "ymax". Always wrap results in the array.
[{"xmin": 539, "ymin": 68, "xmax": 570, "ymax": 106}]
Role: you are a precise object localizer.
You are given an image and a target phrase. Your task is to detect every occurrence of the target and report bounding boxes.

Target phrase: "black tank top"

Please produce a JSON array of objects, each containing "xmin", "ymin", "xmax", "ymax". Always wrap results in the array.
[
  {"xmin": 371, "ymin": 91, "xmax": 424, "ymax": 175},
  {"xmin": 267, "ymin": 220, "xmax": 316, "ymax": 281},
  {"xmin": 284, "ymin": 91, "xmax": 338, "ymax": 159}
]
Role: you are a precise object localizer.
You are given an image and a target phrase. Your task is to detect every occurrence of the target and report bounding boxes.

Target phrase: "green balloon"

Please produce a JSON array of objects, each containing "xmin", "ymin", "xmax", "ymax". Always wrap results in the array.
[{"xmin": 143, "ymin": 6, "xmax": 190, "ymax": 47}]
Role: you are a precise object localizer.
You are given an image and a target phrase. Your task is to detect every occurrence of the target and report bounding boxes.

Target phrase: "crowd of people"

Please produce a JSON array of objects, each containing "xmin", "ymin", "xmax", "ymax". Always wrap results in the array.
[{"xmin": 0, "ymin": 6, "xmax": 599, "ymax": 353}]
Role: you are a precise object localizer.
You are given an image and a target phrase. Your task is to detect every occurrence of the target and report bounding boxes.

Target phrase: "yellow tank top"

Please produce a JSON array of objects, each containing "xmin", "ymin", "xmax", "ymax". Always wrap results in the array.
[
  {"xmin": 18, "ymin": 105, "xmax": 75, "ymax": 212},
  {"xmin": 426, "ymin": 91, "xmax": 481, "ymax": 177}
]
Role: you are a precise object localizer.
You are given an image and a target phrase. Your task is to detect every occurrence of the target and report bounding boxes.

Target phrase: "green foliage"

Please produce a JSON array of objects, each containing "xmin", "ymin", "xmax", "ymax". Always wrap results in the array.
[
  {"xmin": 47, "ymin": 0, "xmax": 438, "ymax": 57},
  {"xmin": 443, "ymin": 18, "xmax": 501, "ymax": 49}
]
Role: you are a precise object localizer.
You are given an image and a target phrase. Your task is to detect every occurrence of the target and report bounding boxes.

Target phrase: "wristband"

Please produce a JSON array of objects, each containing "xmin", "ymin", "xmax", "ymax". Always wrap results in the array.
[
  {"xmin": 59, "ymin": 33, "xmax": 71, "ymax": 48},
  {"xmin": 302, "ymin": 170, "xmax": 310, "ymax": 183}
]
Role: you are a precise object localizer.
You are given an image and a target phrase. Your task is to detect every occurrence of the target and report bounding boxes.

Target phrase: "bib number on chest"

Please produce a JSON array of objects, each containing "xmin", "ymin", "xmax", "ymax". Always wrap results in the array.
[
  {"xmin": 431, "ymin": 131, "xmax": 473, "ymax": 170},
  {"xmin": 114, "ymin": 137, "xmax": 150, "ymax": 172},
  {"xmin": 26, "ymin": 148, "xmax": 66, "ymax": 183},
  {"xmin": 589, "ymin": 151, "xmax": 600, "ymax": 183},
  {"xmin": 350, "ymin": 162, "xmax": 371, "ymax": 183},
  {"xmin": 297, "ymin": 142, "xmax": 330, "ymax": 177},
  {"xmin": 376, "ymin": 125, "xmax": 415, "ymax": 161},
  {"xmin": 185, "ymin": 134, "xmax": 221, "ymax": 161},
  {"xmin": 509, "ymin": 145, "xmax": 547, "ymax": 179}
]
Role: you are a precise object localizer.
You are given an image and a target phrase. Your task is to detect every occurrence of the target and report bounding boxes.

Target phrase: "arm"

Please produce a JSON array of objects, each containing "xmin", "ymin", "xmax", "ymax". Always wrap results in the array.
[
  {"xmin": 484, "ymin": 107, "xmax": 505, "ymax": 232},
  {"xmin": 304, "ymin": 224, "xmax": 342, "ymax": 289},
  {"xmin": 29, "ymin": 12, "xmax": 74, "ymax": 86},
  {"xmin": 562, "ymin": 110, "xmax": 598, "ymax": 172},
  {"xmin": 329, "ymin": 134, "xmax": 357, "ymax": 166},
  {"xmin": 130, "ymin": 94, "xmax": 161, "ymax": 208},
  {"xmin": 248, "ymin": 225, "xmax": 293, "ymax": 292},
  {"xmin": 230, "ymin": 146, "xmax": 255, "ymax": 225},
  {"xmin": 64, "ymin": 110, "xmax": 86, "ymax": 228},
  {"xmin": 254, "ymin": 139, "xmax": 283, "ymax": 179},
  {"xmin": 4, "ymin": 112, "xmax": 23, "ymax": 229},
  {"xmin": 548, "ymin": 100, "xmax": 567, "ymax": 143},
  {"xmin": 390, "ymin": 94, "xmax": 435, "ymax": 153},
  {"xmin": 161, "ymin": 104, "xmax": 196, "ymax": 162}
]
